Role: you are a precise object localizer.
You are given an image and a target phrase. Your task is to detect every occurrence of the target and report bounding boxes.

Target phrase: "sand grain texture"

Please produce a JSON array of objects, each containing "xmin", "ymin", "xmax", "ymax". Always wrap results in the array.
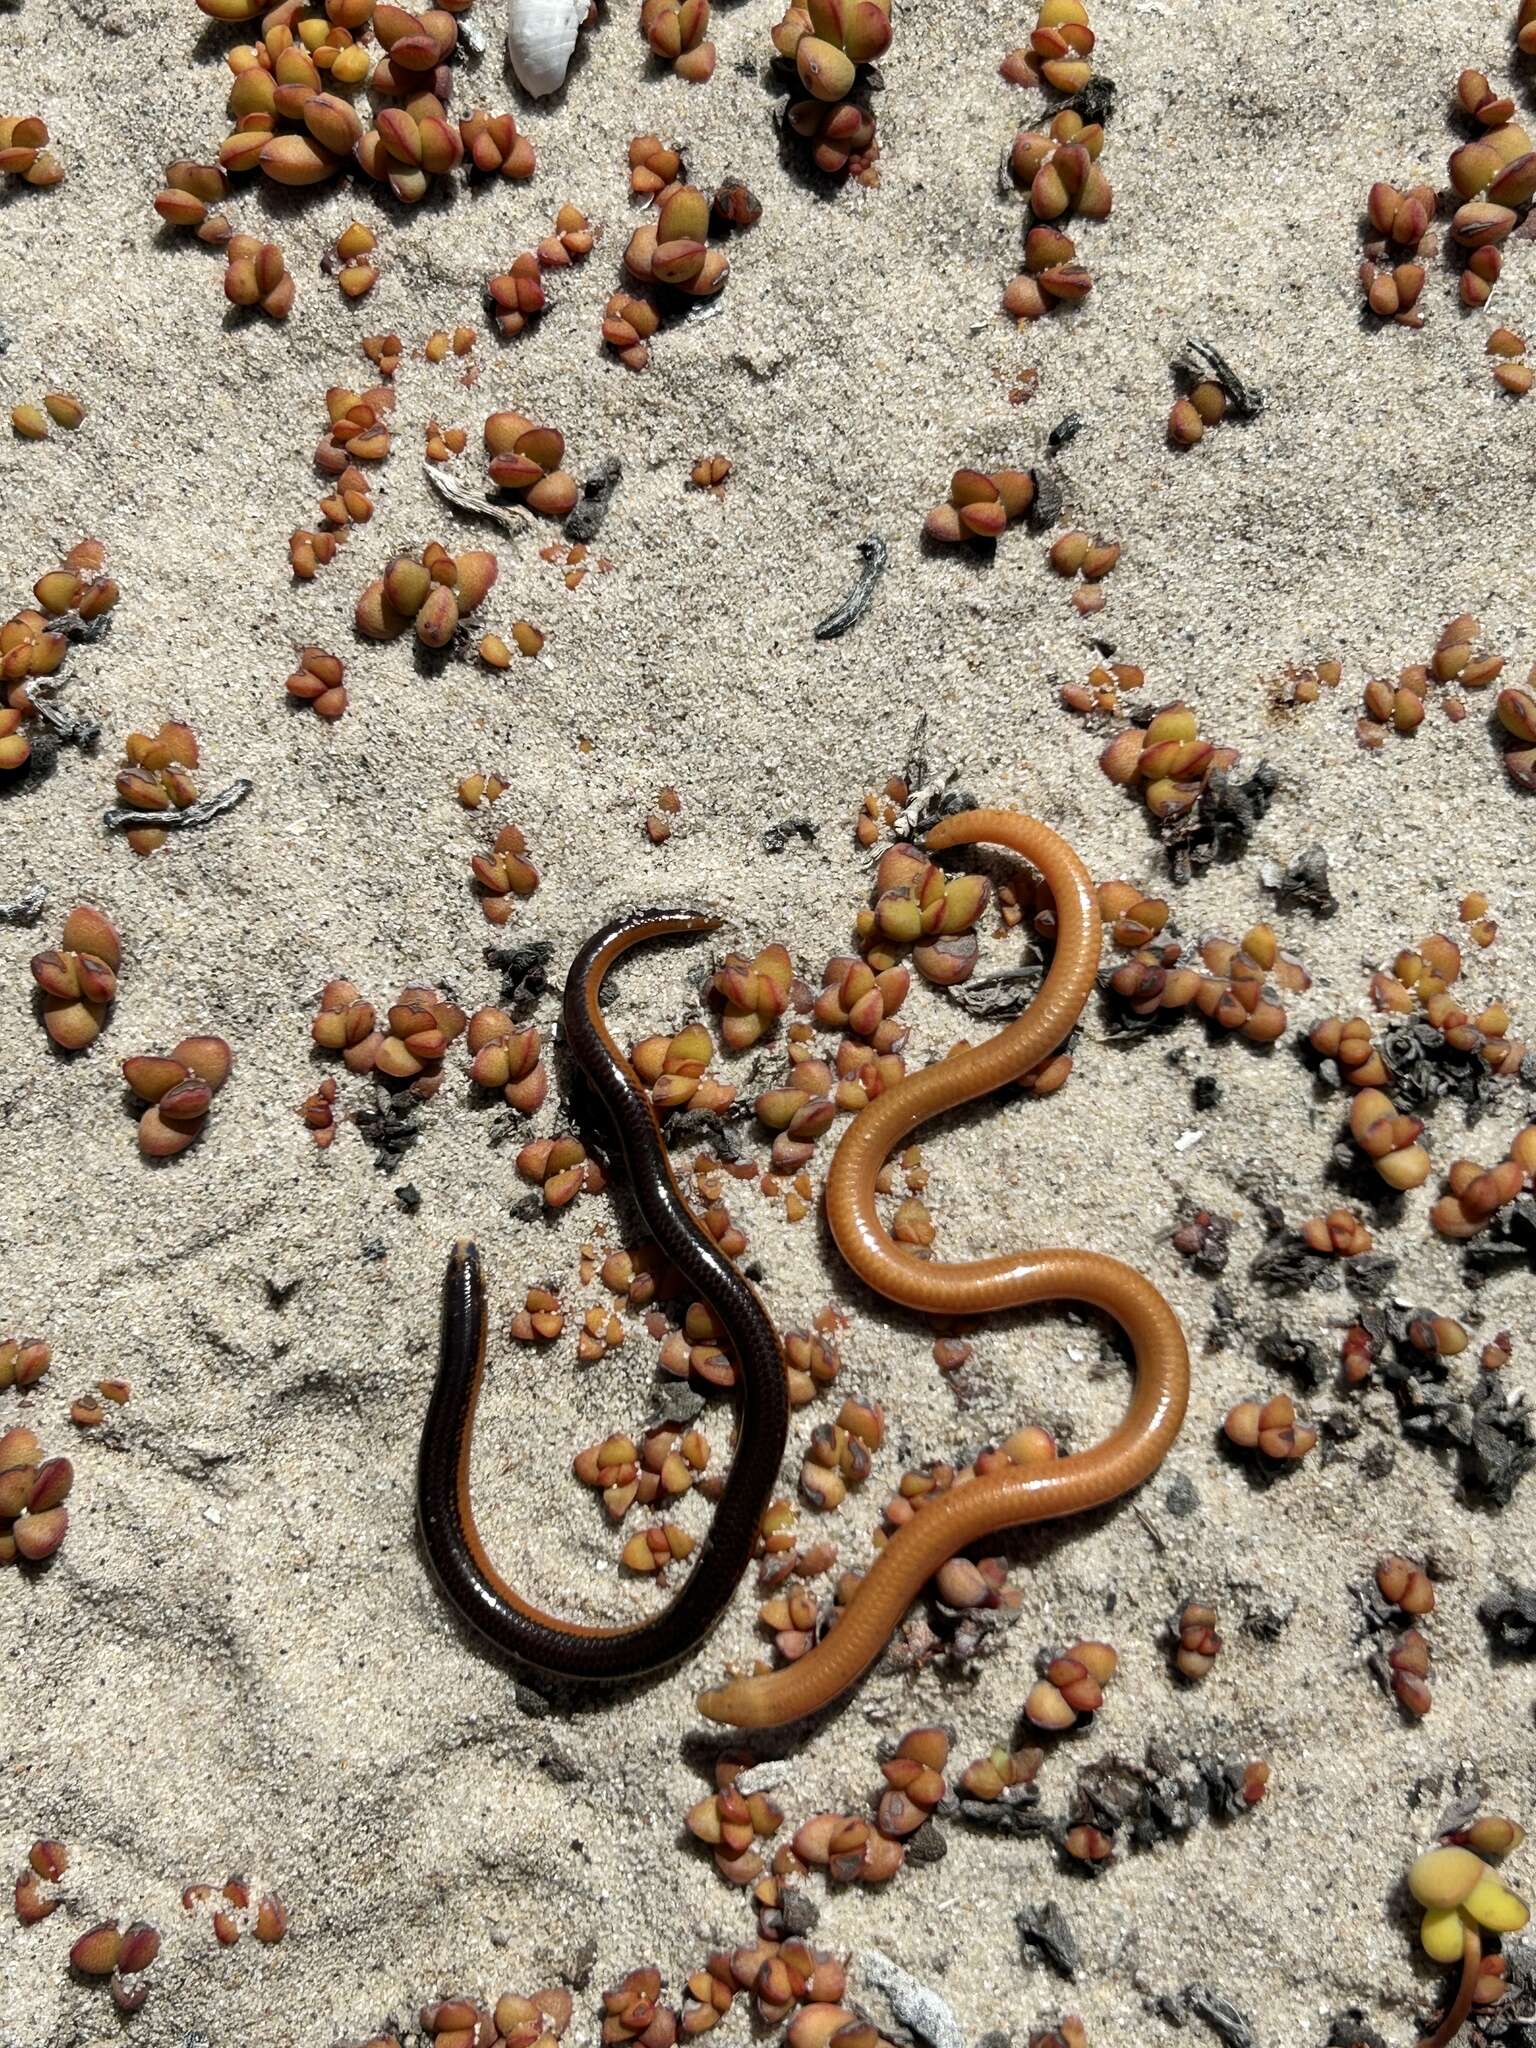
[{"xmin": 1, "ymin": 0, "xmax": 1534, "ymax": 2041}]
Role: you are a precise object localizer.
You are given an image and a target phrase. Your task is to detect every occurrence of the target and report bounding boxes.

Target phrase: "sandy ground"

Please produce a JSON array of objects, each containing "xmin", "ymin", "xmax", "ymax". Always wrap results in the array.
[{"xmin": 2, "ymin": 0, "xmax": 1535, "ymax": 2039}]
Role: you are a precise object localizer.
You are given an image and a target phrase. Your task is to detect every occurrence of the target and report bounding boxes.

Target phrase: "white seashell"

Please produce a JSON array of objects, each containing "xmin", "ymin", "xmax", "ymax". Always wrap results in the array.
[{"xmin": 506, "ymin": 0, "xmax": 584, "ymax": 94}]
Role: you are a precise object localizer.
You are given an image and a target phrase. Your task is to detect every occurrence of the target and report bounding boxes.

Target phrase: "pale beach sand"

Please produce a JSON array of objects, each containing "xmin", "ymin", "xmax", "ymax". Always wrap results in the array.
[{"xmin": 1, "ymin": 0, "xmax": 1534, "ymax": 2040}]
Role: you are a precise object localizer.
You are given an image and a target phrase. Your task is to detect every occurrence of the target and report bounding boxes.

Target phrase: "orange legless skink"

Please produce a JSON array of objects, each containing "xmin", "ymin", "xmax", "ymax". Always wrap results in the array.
[{"xmin": 698, "ymin": 808, "xmax": 1190, "ymax": 1727}]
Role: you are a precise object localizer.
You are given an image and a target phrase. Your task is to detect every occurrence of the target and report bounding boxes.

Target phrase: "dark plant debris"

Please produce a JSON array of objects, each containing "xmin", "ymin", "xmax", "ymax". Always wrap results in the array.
[
  {"xmin": 903, "ymin": 1821, "xmax": 948, "ymax": 1866},
  {"xmin": 967, "ymin": 1743, "xmax": 1264, "ymax": 1876},
  {"xmin": 1359, "ymin": 1440, "xmax": 1396, "ymax": 1481},
  {"xmin": 353, "ymin": 1086, "xmax": 421, "ymax": 1170},
  {"xmin": 1464, "ymin": 1194, "xmax": 1536, "ymax": 1278},
  {"xmin": 1204, "ymin": 1284, "xmax": 1241, "ymax": 1351},
  {"xmin": 1248, "ymin": 1221, "xmax": 1395, "ymax": 1302},
  {"xmin": 25, "ymin": 668, "xmax": 102, "ymax": 749},
  {"xmin": 763, "ymin": 816, "xmax": 817, "ymax": 852},
  {"xmin": 892, "ymin": 1581, "xmax": 1022, "ymax": 1676},
  {"xmin": 1345, "ymin": 1254, "xmax": 1398, "ymax": 1301},
  {"xmin": 1156, "ymin": 1985, "xmax": 1257, "ymax": 2048},
  {"xmin": 665, "ymin": 1102, "xmax": 754, "ymax": 1163},
  {"xmin": 953, "ymin": 1795, "xmax": 1049, "ymax": 1839},
  {"xmin": 1378, "ymin": 1017, "xmax": 1536, "ymax": 1126},
  {"xmin": 1170, "ymin": 1205, "xmax": 1232, "ymax": 1277},
  {"xmin": 485, "ymin": 939, "xmax": 553, "ymax": 1012},
  {"xmin": 1240, "ymin": 1593, "xmax": 1297, "ymax": 1640},
  {"xmin": 1455, "ymin": 1936, "xmax": 1536, "ymax": 2042},
  {"xmin": 1255, "ymin": 1325, "xmax": 1327, "ymax": 1391},
  {"xmin": 1322, "ymin": 2014, "xmax": 1389, "ymax": 2048},
  {"xmin": 488, "ymin": 1110, "xmax": 528, "ymax": 1150},
  {"xmin": 1430, "ymin": 1767, "xmax": 1488, "ymax": 1843},
  {"xmin": 1067, "ymin": 1743, "xmax": 1264, "ymax": 1860},
  {"xmin": 1026, "ymin": 456, "xmax": 1065, "ymax": 531},
  {"xmin": 1165, "ymin": 1473, "xmax": 1200, "ymax": 1517},
  {"xmin": 0, "ymin": 883, "xmax": 47, "ymax": 925},
  {"xmin": 41, "ymin": 606, "xmax": 114, "ymax": 649},
  {"xmin": 1015, "ymin": 1902, "xmax": 1079, "ymax": 1981},
  {"xmin": 1065, "ymin": 76, "xmax": 1115, "ymax": 126},
  {"xmin": 1354, "ymin": 1301, "xmax": 1535, "ymax": 1503},
  {"xmin": 1480, "ymin": 1582, "xmax": 1536, "ymax": 1655},
  {"xmin": 1260, "ymin": 846, "xmax": 1337, "ymax": 917},
  {"xmin": 565, "ymin": 457, "xmax": 622, "ymax": 544},
  {"xmin": 1161, "ymin": 762, "xmax": 1279, "ymax": 884},
  {"xmin": 649, "ymin": 1382, "xmax": 707, "ymax": 1429}
]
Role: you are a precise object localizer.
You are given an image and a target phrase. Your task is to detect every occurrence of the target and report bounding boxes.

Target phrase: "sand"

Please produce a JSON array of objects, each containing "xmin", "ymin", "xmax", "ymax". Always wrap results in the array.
[{"xmin": 2, "ymin": 0, "xmax": 1535, "ymax": 2039}]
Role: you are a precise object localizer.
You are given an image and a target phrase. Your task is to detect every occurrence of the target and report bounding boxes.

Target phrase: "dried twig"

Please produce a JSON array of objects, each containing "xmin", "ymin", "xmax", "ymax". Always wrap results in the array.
[
  {"xmin": 852, "ymin": 1951, "xmax": 965, "ymax": 2048},
  {"xmin": 1175, "ymin": 339, "xmax": 1264, "ymax": 420},
  {"xmin": 102, "ymin": 778, "xmax": 252, "ymax": 835},
  {"xmin": 424, "ymin": 463, "xmax": 529, "ymax": 537},
  {"xmin": 32, "ymin": 607, "xmax": 113, "ymax": 648},
  {"xmin": 944, "ymin": 965, "xmax": 1047, "ymax": 1019},
  {"xmin": 813, "ymin": 537, "xmax": 889, "ymax": 641},
  {"xmin": 24, "ymin": 651, "xmax": 106, "ymax": 747},
  {"xmin": 882, "ymin": 716, "xmax": 977, "ymax": 844}
]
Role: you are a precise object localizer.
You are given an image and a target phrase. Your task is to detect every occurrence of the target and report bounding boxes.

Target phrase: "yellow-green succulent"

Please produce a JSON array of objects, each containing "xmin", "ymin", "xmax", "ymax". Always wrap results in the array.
[{"xmin": 1410, "ymin": 1845, "xmax": 1528, "ymax": 1962}]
